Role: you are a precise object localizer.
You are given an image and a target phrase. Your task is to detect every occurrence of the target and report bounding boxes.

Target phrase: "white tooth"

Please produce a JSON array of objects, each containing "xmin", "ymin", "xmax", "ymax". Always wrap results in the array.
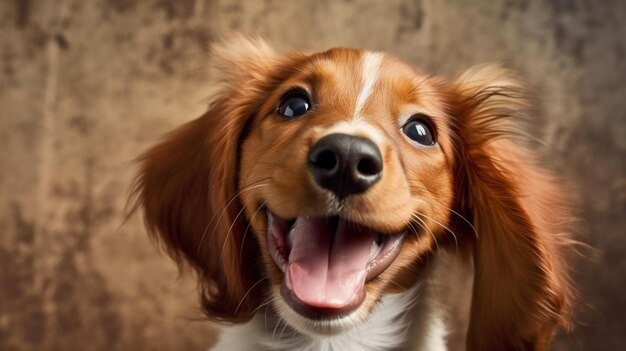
[
  {"xmin": 288, "ymin": 224, "xmax": 296, "ymax": 249},
  {"xmin": 369, "ymin": 240, "xmax": 380, "ymax": 260}
]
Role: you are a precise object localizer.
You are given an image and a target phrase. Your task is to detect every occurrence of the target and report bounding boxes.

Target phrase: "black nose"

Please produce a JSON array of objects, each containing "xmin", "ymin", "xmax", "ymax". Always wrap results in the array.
[{"xmin": 308, "ymin": 133, "xmax": 383, "ymax": 199}]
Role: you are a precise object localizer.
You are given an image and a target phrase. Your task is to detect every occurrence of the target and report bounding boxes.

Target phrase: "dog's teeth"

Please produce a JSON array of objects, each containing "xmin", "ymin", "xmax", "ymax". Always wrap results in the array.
[
  {"xmin": 287, "ymin": 224, "xmax": 296, "ymax": 249},
  {"xmin": 369, "ymin": 238, "xmax": 382, "ymax": 260},
  {"xmin": 376, "ymin": 234, "xmax": 384, "ymax": 245},
  {"xmin": 370, "ymin": 241, "xmax": 378, "ymax": 259},
  {"xmin": 368, "ymin": 235, "xmax": 386, "ymax": 260}
]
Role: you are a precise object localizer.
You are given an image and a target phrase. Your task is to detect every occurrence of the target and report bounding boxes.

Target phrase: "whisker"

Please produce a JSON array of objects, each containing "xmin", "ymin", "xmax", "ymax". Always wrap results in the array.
[
  {"xmin": 387, "ymin": 279, "xmax": 408, "ymax": 291},
  {"xmin": 240, "ymin": 201, "xmax": 267, "ymax": 260},
  {"xmin": 419, "ymin": 212, "xmax": 460, "ymax": 250},
  {"xmin": 412, "ymin": 214, "xmax": 439, "ymax": 251},
  {"xmin": 278, "ymin": 317, "xmax": 289, "ymax": 342},
  {"xmin": 272, "ymin": 316, "xmax": 284, "ymax": 341},
  {"xmin": 234, "ymin": 276, "xmax": 267, "ymax": 315},
  {"xmin": 253, "ymin": 296, "xmax": 273, "ymax": 313},
  {"xmin": 196, "ymin": 178, "xmax": 271, "ymax": 253},
  {"xmin": 264, "ymin": 298, "xmax": 271, "ymax": 334},
  {"xmin": 219, "ymin": 202, "xmax": 250, "ymax": 260},
  {"xmin": 398, "ymin": 186, "xmax": 479, "ymax": 240},
  {"xmin": 428, "ymin": 200, "xmax": 479, "ymax": 239},
  {"xmin": 208, "ymin": 181, "xmax": 269, "ymax": 241},
  {"xmin": 406, "ymin": 221, "xmax": 420, "ymax": 237}
]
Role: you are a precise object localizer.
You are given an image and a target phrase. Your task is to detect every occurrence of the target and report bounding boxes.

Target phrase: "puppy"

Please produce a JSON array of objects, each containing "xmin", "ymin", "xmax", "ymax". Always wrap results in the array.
[{"xmin": 132, "ymin": 36, "xmax": 574, "ymax": 350}]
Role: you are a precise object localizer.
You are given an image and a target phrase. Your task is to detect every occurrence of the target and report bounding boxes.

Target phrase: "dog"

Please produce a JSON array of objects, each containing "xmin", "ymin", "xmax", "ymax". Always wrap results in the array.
[{"xmin": 132, "ymin": 36, "xmax": 574, "ymax": 350}]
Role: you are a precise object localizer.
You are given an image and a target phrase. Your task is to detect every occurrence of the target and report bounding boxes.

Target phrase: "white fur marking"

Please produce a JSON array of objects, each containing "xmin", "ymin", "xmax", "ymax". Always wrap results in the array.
[
  {"xmin": 209, "ymin": 250, "xmax": 470, "ymax": 351},
  {"xmin": 210, "ymin": 284, "xmax": 422, "ymax": 351},
  {"xmin": 411, "ymin": 302, "xmax": 449, "ymax": 351},
  {"xmin": 354, "ymin": 52, "xmax": 383, "ymax": 119},
  {"xmin": 322, "ymin": 120, "xmax": 385, "ymax": 146}
]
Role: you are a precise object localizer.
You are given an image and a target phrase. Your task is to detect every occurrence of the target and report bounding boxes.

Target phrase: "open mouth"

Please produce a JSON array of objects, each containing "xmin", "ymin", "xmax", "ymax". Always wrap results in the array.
[{"xmin": 267, "ymin": 209, "xmax": 406, "ymax": 319}]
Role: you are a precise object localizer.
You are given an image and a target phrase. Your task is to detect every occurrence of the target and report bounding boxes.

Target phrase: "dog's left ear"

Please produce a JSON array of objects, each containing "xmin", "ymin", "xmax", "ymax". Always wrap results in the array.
[{"xmin": 451, "ymin": 65, "xmax": 574, "ymax": 350}]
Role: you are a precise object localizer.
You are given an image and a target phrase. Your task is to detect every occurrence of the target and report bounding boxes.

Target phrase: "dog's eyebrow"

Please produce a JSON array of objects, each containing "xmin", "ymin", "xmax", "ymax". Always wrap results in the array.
[
  {"xmin": 354, "ymin": 52, "xmax": 384, "ymax": 120},
  {"xmin": 397, "ymin": 107, "xmax": 435, "ymax": 126}
]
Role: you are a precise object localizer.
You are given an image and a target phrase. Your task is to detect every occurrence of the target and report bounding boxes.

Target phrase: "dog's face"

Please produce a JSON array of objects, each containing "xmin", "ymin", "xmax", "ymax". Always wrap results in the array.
[
  {"xmin": 134, "ymin": 37, "xmax": 573, "ymax": 349},
  {"xmin": 239, "ymin": 49, "xmax": 454, "ymax": 334}
]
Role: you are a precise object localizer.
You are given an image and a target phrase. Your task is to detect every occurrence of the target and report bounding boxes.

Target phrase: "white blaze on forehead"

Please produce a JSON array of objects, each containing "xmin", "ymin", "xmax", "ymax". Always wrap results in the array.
[
  {"xmin": 354, "ymin": 52, "xmax": 384, "ymax": 119},
  {"xmin": 321, "ymin": 120, "xmax": 386, "ymax": 147}
]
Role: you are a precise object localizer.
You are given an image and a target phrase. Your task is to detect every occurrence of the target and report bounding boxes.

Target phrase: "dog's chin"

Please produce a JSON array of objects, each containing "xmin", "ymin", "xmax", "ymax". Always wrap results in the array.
[
  {"xmin": 265, "ymin": 208, "xmax": 406, "ymax": 336},
  {"xmin": 270, "ymin": 284, "xmax": 376, "ymax": 336}
]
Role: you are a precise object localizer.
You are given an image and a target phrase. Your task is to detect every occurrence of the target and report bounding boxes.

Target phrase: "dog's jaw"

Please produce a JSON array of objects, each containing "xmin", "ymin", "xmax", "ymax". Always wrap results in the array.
[
  {"xmin": 265, "ymin": 209, "xmax": 406, "ymax": 329},
  {"xmin": 270, "ymin": 284, "xmax": 377, "ymax": 336}
]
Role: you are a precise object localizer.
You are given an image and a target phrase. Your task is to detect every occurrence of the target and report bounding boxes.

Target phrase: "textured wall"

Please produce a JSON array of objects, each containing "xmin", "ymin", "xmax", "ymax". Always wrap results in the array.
[{"xmin": 1, "ymin": 0, "xmax": 624, "ymax": 350}]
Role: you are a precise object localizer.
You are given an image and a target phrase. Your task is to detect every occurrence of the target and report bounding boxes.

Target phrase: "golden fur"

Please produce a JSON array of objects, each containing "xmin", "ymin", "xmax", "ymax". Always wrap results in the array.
[{"xmin": 131, "ymin": 36, "xmax": 574, "ymax": 350}]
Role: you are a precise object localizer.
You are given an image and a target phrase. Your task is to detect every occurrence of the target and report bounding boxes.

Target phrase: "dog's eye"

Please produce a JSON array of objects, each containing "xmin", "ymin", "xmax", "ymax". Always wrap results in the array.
[
  {"xmin": 277, "ymin": 90, "xmax": 311, "ymax": 118},
  {"xmin": 402, "ymin": 118, "xmax": 436, "ymax": 146}
]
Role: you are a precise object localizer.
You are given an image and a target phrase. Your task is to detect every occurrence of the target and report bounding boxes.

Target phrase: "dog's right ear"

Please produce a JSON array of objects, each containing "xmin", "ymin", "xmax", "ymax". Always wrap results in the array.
[{"xmin": 130, "ymin": 36, "xmax": 305, "ymax": 322}]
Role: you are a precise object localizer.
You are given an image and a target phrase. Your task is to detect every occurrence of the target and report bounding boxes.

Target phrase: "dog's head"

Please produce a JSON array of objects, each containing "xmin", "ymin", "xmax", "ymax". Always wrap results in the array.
[{"xmin": 133, "ymin": 37, "xmax": 573, "ymax": 349}]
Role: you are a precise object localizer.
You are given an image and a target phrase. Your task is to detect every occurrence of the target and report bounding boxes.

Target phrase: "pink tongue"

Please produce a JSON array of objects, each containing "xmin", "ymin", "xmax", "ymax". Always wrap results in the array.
[{"xmin": 285, "ymin": 217, "xmax": 376, "ymax": 309}]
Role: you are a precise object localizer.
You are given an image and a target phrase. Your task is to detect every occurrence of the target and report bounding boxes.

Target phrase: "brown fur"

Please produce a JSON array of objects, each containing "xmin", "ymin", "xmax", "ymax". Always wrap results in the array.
[
  {"xmin": 131, "ymin": 37, "xmax": 309, "ymax": 322},
  {"xmin": 451, "ymin": 66, "xmax": 574, "ymax": 350},
  {"xmin": 131, "ymin": 37, "xmax": 574, "ymax": 348}
]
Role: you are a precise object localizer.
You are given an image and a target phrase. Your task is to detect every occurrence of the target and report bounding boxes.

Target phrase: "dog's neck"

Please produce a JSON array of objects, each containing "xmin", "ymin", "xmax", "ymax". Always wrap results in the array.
[
  {"xmin": 212, "ymin": 249, "xmax": 473, "ymax": 351},
  {"xmin": 214, "ymin": 283, "xmax": 423, "ymax": 351}
]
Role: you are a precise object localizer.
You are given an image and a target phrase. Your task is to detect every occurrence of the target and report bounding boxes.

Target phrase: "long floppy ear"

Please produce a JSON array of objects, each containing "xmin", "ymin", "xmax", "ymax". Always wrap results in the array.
[
  {"xmin": 131, "ymin": 36, "xmax": 294, "ymax": 322},
  {"xmin": 452, "ymin": 65, "xmax": 574, "ymax": 350}
]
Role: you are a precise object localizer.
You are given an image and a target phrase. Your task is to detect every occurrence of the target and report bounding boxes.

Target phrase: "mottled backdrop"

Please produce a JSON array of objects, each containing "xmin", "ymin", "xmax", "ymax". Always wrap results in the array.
[{"xmin": 1, "ymin": 0, "xmax": 625, "ymax": 350}]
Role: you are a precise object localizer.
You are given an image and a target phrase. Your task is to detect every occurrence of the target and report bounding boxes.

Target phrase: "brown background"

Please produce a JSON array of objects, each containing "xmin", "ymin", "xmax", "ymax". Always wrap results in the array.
[{"xmin": 1, "ymin": 0, "xmax": 625, "ymax": 350}]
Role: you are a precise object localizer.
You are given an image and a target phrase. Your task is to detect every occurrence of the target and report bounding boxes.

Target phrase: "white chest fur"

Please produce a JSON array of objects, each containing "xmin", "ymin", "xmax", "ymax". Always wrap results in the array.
[{"xmin": 212, "ymin": 250, "xmax": 471, "ymax": 351}]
